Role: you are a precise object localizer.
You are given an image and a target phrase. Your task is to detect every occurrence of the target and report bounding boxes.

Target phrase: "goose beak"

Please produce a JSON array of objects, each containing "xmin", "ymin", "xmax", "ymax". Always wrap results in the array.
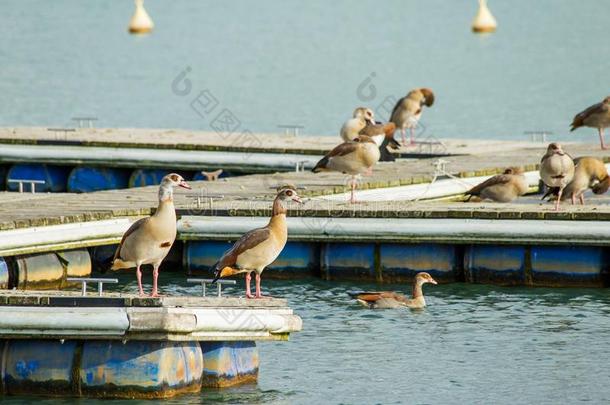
[
  {"xmin": 179, "ymin": 180, "xmax": 192, "ymax": 190},
  {"xmin": 429, "ymin": 278, "xmax": 438, "ymax": 285},
  {"xmin": 292, "ymin": 195, "xmax": 303, "ymax": 204}
]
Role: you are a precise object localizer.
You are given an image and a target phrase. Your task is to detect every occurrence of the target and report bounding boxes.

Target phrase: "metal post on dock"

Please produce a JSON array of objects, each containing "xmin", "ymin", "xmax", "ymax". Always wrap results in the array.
[
  {"xmin": 525, "ymin": 130, "xmax": 553, "ymax": 143},
  {"xmin": 7, "ymin": 179, "xmax": 46, "ymax": 194},
  {"xmin": 277, "ymin": 124, "xmax": 304, "ymax": 137},
  {"xmin": 186, "ymin": 193, "xmax": 224, "ymax": 214},
  {"xmin": 71, "ymin": 117, "xmax": 98, "ymax": 128},
  {"xmin": 187, "ymin": 278, "xmax": 236, "ymax": 297},
  {"xmin": 295, "ymin": 160, "xmax": 308, "ymax": 172},
  {"xmin": 47, "ymin": 128, "xmax": 76, "ymax": 141},
  {"xmin": 67, "ymin": 277, "xmax": 119, "ymax": 296}
]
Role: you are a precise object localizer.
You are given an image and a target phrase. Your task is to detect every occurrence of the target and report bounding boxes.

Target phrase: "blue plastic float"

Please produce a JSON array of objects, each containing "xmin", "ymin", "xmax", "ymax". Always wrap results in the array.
[
  {"xmin": 68, "ymin": 167, "xmax": 131, "ymax": 192},
  {"xmin": 6, "ymin": 164, "xmax": 70, "ymax": 192}
]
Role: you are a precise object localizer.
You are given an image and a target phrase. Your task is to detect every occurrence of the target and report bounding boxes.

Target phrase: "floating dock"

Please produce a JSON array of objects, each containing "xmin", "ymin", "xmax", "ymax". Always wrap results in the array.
[
  {"xmin": 0, "ymin": 290, "xmax": 301, "ymax": 398},
  {"xmin": 0, "ymin": 133, "xmax": 610, "ymax": 288},
  {"xmin": 0, "ymin": 129, "xmax": 609, "ymax": 398}
]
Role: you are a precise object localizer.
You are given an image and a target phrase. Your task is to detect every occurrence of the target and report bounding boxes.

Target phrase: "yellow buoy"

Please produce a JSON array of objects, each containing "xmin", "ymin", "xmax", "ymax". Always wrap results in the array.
[
  {"xmin": 471, "ymin": 0, "xmax": 497, "ymax": 33},
  {"xmin": 128, "ymin": 0, "xmax": 154, "ymax": 34}
]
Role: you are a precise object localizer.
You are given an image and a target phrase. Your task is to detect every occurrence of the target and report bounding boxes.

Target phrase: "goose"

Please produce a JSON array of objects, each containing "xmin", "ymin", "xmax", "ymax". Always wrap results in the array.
[
  {"xmin": 111, "ymin": 173, "xmax": 191, "ymax": 297},
  {"xmin": 211, "ymin": 186, "xmax": 302, "ymax": 298},
  {"xmin": 539, "ymin": 143, "xmax": 575, "ymax": 210},
  {"xmin": 351, "ymin": 272, "xmax": 438, "ymax": 309},
  {"xmin": 360, "ymin": 120, "xmax": 399, "ymax": 162},
  {"xmin": 390, "ymin": 88, "xmax": 435, "ymax": 145},
  {"xmin": 312, "ymin": 135, "xmax": 384, "ymax": 203},
  {"xmin": 465, "ymin": 167, "xmax": 528, "ymax": 202},
  {"xmin": 542, "ymin": 157, "xmax": 610, "ymax": 205},
  {"xmin": 570, "ymin": 96, "xmax": 610, "ymax": 150},
  {"xmin": 340, "ymin": 107, "xmax": 375, "ymax": 142},
  {"xmin": 201, "ymin": 169, "xmax": 223, "ymax": 181}
]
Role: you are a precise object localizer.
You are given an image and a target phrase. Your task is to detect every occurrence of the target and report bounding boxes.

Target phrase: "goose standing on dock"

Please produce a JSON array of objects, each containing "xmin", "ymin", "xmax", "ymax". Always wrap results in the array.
[
  {"xmin": 360, "ymin": 120, "xmax": 399, "ymax": 162},
  {"xmin": 351, "ymin": 272, "xmax": 438, "ymax": 309},
  {"xmin": 390, "ymin": 88, "xmax": 435, "ymax": 145},
  {"xmin": 570, "ymin": 96, "xmax": 610, "ymax": 150},
  {"xmin": 539, "ymin": 143, "xmax": 575, "ymax": 211},
  {"xmin": 111, "ymin": 173, "xmax": 191, "ymax": 297},
  {"xmin": 542, "ymin": 157, "xmax": 610, "ymax": 205},
  {"xmin": 211, "ymin": 186, "xmax": 302, "ymax": 298},
  {"xmin": 465, "ymin": 167, "xmax": 528, "ymax": 202},
  {"xmin": 312, "ymin": 134, "xmax": 389, "ymax": 203},
  {"xmin": 340, "ymin": 107, "xmax": 375, "ymax": 142}
]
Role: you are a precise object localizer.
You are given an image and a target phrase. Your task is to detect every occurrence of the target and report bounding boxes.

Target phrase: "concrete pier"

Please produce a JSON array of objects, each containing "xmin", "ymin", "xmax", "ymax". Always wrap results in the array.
[{"xmin": 0, "ymin": 291, "xmax": 302, "ymax": 398}]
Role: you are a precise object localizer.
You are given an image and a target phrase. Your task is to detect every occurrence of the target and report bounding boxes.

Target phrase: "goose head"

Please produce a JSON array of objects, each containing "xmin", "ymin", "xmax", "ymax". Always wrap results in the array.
[
  {"xmin": 353, "ymin": 107, "xmax": 375, "ymax": 125},
  {"xmin": 546, "ymin": 142, "xmax": 564, "ymax": 155},
  {"xmin": 276, "ymin": 185, "xmax": 302, "ymax": 204},
  {"xmin": 415, "ymin": 272, "xmax": 438, "ymax": 285},
  {"xmin": 162, "ymin": 173, "xmax": 191, "ymax": 190},
  {"xmin": 419, "ymin": 88, "xmax": 435, "ymax": 107},
  {"xmin": 158, "ymin": 173, "xmax": 191, "ymax": 201}
]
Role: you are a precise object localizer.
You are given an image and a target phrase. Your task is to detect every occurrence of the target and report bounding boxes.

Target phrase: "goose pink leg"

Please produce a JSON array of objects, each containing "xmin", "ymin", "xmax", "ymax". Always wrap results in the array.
[
  {"xmin": 136, "ymin": 264, "xmax": 145, "ymax": 297},
  {"xmin": 255, "ymin": 272, "xmax": 267, "ymax": 298},
  {"xmin": 349, "ymin": 176, "xmax": 357, "ymax": 204},
  {"xmin": 555, "ymin": 187, "xmax": 564, "ymax": 211},
  {"xmin": 400, "ymin": 129, "xmax": 407, "ymax": 145},
  {"xmin": 150, "ymin": 264, "xmax": 161, "ymax": 297},
  {"xmin": 245, "ymin": 272, "xmax": 254, "ymax": 299}
]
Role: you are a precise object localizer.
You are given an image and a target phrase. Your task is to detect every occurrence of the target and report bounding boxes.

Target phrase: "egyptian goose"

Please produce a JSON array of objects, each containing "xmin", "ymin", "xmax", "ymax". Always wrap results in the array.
[
  {"xmin": 351, "ymin": 272, "xmax": 438, "ymax": 309},
  {"xmin": 465, "ymin": 167, "xmax": 528, "ymax": 202},
  {"xmin": 201, "ymin": 169, "xmax": 223, "ymax": 181},
  {"xmin": 211, "ymin": 186, "xmax": 302, "ymax": 298},
  {"xmin": 542, "ymin": 157, "xmax": 610, "ymax": 205},
  {"xmin": 390, "ymin": 88, "xmax": 435, "ymax": 145},
  {"xmin": 570, "ymin": 96, "xmax": 610, "ymax": 150},
  {"xmin": 360, "ymin": 120, "xmax": 399, "ymax": 162},
  {"xmin": 539, "ymin": 143, "xmax": 575, "ymax": 210},
  {"xmin": 312, "ymin": 135, "xmax": 386, "ymax": 203},
  {"xmin": 340, "ymin": 107, "xmax": 375, "ymax": 142},
  {"xmin": 111, "ymin": 173, "xmax": 191, "ymax": 297}
]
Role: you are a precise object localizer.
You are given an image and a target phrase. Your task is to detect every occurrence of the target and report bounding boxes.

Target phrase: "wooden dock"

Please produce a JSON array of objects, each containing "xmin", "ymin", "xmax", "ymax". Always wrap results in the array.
[
  {"xmin": 0, "ymin": 126, "xmax": 546, "ymax": 156},
  {"xmin": 1, "ymin": 137, "xmax": 610, "ymax": 234}
]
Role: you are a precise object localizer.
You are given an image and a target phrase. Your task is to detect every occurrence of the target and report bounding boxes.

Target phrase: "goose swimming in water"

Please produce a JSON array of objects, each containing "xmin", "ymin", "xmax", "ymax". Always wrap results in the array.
[{"xmin": 351, "ymin": 272, "xmax": 437, "ymax": 309}]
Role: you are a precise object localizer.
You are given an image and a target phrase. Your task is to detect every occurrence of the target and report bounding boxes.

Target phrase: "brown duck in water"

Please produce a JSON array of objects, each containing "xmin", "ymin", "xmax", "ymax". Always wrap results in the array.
[{"xmin": 351, "ymin": 272, "xmax": 437, "ymax": 309}]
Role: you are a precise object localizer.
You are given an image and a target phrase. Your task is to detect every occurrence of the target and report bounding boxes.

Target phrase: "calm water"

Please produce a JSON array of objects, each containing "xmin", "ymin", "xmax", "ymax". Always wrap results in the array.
[
  {"xmin": 3, "ymin": 273, "xmax": 610, "ymax": 404},
  {"xmin": 1, "ymin": 0, "xmax": 608, "ymax": 141}
]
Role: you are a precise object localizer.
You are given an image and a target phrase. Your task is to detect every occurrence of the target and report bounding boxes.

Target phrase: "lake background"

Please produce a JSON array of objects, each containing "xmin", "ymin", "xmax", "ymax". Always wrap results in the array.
[{"xmin": 1, "ymin": 0, "xmax": 608, "ymax": 142}]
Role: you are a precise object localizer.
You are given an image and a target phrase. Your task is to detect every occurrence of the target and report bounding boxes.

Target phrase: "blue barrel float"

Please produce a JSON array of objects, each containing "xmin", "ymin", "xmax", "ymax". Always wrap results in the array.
[
  {"xmin": 0, "ymin": 339, "xmax": 204, "ymax": 399},
  {"xmin": 184, "ymin": 241, "xmax": 317, "ymax": 278},
  {"xmin": 129, "ymin": 169, "xmax": 194, "ymax": 188},
  {"xmin": 380, "ymin": 243, "xmax": 459, "ymax": 283},
  {"xmin": 464, "ymin": 245, "xmax": 527, "ymax": 285},
  {"xmin": 201, "ymin": 342, "xmax": 259, "ymax": 387},
  {"xmin": 68, "ymin": 167, "xmax": 131, "ymax": 192},
  {"xmin": 6, "ymin": 164, "xmax": 71, "ymax": 192},
  {"xmin": 0, "ymin": 339, "xmax": 259, "ymax": 398},
  {"xmin": 11, "ymin": 249, "xmax": 91, "ymax": 290}
]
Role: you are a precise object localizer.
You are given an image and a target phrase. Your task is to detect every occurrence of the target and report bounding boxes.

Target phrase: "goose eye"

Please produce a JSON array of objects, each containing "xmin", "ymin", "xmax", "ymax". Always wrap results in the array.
[{"xmin": 286, "ymin": 190, "xmax": 293, "ymax": 196}]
